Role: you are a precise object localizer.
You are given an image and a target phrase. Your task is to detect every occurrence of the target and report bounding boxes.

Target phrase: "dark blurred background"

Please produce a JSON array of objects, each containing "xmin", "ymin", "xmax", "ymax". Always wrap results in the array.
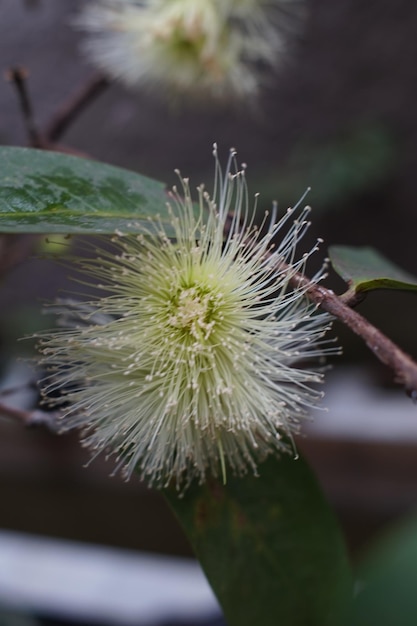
[{"xmin": 1, "ymin": 0, "xmax": 417, "ymax": 623}]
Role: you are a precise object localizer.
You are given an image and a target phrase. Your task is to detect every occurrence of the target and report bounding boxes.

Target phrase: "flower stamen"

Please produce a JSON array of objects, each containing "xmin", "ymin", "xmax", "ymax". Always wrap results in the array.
[{"xmin": 35, "ymin": 145, "xmax": 335, "ymax": 491}]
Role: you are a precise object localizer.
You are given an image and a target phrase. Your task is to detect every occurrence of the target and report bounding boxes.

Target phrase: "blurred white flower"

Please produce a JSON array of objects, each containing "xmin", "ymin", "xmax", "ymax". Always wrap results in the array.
[
  {"xmin": 75, "ymin": 0, "xmax": 297, "ymax": 100},
  {"xmin": 37, "ymin": 145, "xmax": 332, "ymax": 490}
]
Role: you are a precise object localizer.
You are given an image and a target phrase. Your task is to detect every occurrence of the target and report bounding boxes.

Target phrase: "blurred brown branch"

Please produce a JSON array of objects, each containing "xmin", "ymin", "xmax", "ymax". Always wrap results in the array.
[
  {"xmin": 6, "ymin": 66, "xmax": 108, "ymax": 153},
  {"xmin": 0, "ymin": 400, "xmax": 62, "ymax": 432},
  {"xmin": 45, "ymin": 73, "xmax": 109, "ymax": 143},
  {"xmin": 5, "ymin": 66, "xmax": 46, "ymax": 148}
]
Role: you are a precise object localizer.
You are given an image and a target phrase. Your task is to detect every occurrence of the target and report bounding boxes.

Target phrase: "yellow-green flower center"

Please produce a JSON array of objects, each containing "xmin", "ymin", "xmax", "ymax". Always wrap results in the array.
[{"xmin": 168, "ymin": 286, "xmax": 218, "ymax": 341}]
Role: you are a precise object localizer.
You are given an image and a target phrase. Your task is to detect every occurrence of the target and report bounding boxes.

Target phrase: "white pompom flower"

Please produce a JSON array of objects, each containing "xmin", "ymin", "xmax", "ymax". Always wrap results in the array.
[
  {"xmin": 74, "ymin": 0, "xmax": 295, "ymax": 99},
  {"xmin": 37, "ymin": 145, "xmax": 334, "ymax": 490}
]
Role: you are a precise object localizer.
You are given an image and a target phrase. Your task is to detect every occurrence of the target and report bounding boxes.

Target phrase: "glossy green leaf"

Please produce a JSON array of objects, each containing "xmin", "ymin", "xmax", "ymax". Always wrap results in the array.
[
  {"xmin": 165, "ymin": 454, "xmax": 352, "ymax": 626},
  {"xmin": 351, "ymin": 512, "xmax": 417, "ymax": 626},
  {"xmin": 0, "ymin": 146, "xmax": 170, "ymax": 234},
  {"xmin": 329, "ymin": 245, "xmax": 417, "ymax": 295}
]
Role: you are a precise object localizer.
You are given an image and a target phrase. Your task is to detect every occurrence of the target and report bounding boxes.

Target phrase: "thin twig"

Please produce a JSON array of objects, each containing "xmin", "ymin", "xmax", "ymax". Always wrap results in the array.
[
  {"xmin": 290, "ymin": 271, "xmax": 417, "ymax": 397},
  {"xmin": 44, "ymin": 73, "xmax": 109, "ymax": 143},
  {"xmin": 0, "ymin": 400, "xmax": 62, "ymax": 432},
  {"xmin": 6, "ymin": 67, "xmax": 108, "ymax": 153},
  {"xmin": 5, "ymin": 66, "xmax": 47, "ymax": 148}
]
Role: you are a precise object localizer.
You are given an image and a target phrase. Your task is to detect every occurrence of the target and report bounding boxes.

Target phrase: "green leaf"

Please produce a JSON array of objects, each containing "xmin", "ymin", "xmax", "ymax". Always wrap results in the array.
[
  {"xmin": 329, "ymin": 245, "xmax": 417, "ymax": 295},
  {"xmin": 351, "ymin": 512, "xmax": 417, "ymax": 626},
  {"xmin": 165, "ymin": 454, "xmax": 352, "ymax": 626},
  {"xmin": 0, "ymin": 146, "xmax": 170, "ymax": 234}
]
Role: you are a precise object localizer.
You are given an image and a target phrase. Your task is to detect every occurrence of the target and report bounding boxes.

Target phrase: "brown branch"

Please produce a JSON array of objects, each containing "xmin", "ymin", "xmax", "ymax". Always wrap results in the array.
[
  {"xmin": 6, "ymin": 66, "xmax": 108, "ymax": 154},
  {"xmin": 44, "ymin": 73, "xmax": 109, "ymax": 143},
  {"xmin": 0, "ymin": 400, "xmax": 62, "ymax": 432},
  {"xmin": 5, "ymin": 66, "xmax": 47, "ymax": 148},
  {"xmin": 291, "ymin": 271, "xmax": 417, "ymax": 398}
]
